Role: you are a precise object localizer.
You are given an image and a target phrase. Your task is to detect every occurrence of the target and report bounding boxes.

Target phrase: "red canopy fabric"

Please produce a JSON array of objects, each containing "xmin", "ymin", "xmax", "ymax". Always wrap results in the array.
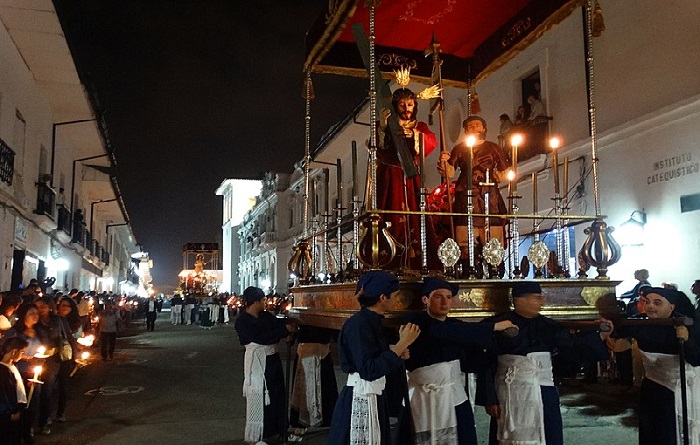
[{"xmin": 305, "ymin": 0, "xmax": 582, "ymax": 87}]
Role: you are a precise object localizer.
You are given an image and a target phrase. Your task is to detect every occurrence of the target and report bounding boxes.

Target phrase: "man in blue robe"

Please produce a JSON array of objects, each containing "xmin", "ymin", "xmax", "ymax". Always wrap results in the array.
[
  {"xmin": 234, "ymin": 286, "xmax": 294, "ymax": 444},
  {"xmin": 404, "ymin": 277, "xmax": 517, "ymax": 445},
  {"xmin": 476, "ymin": 281, "xmax": 613, "ymax": 445},
  {"xmin": 614, "ymin": 286, "xmax": 700, "ymax": 445},
  {"xmin": 328, "ymin": 271, "xmax": 420, "ymax": 445}
]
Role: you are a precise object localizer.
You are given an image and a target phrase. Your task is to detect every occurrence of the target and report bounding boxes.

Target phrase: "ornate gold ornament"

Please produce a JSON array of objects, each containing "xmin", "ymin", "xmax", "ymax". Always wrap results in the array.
[
  {"xmin": 393, "ymin": 66, "xmax": 442, "ymax": 100},
  {"xmin": 437, "ymin": 237, "xmax": 460, "ymax": 269},
  {"xmin": 483, "ymin": 238, "xmax": 505, "ymax": 267}
]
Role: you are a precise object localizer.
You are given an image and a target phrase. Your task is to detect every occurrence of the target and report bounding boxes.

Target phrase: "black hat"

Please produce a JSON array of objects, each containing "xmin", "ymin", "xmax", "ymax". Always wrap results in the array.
[
  {"xmin": 641, "ymin": 286, "xmax": 696, "ymax": 318},
  {"xmin": 422, "ymin": 277, "xmax": 458, "ymax": 297},
  {"xmin": 356, "ymin": 271, "xmax": 399, "ymax": 299},
  {"xmin": 462, "ymin": 115, "xmax": 487, "ymax": 130},
  {"xmin": 512, "ymin": 281, "xmax": 542, "ymax": 298},
  {"xmin": 242, "ymin": 286, "xmax": 265, "ymax": 305}
]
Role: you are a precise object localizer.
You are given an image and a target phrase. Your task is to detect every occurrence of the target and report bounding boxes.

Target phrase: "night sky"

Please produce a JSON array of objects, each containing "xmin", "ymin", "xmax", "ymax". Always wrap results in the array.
[{"xmin": 53, "ymin": 0, "xmax": 368, "ymax": 290}]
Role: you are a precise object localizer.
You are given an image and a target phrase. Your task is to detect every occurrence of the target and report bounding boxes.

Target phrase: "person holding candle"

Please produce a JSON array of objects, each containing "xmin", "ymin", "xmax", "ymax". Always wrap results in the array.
[
  {"xmin": 3, "ymin": 303, "xmax": 47, "ymax": 443},
  {"xmin": 0, "ymin": 336, "xmax": 29, "ymax": 445},
  {"xmin": 35, "ymin": 297, "xmax": 62, "ymax": 435},
  {"xmin": 438, "ymin": 116, "xmax": 510, "ymax": 272},
  {"xmin": 53, "ymin": 297, "xmax": 79, "ymax": 423}
]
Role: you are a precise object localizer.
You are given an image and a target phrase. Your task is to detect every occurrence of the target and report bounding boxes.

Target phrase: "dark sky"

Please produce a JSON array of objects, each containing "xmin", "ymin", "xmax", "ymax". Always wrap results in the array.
[{"xmin": 53, "ymin": 0, "xmax": 368, "ymax": 290}]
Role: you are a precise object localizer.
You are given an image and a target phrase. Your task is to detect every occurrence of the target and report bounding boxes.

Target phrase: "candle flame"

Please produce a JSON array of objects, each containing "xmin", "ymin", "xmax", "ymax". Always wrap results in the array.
[
  {"xmin": 34, "ymin": 366, "xmax": 42, "ymax": 374},
  {"xmin": 510, "ymin": 133, "xmax": 524, "ymax": 147},
  {"xmin": 549, "ymin": 136, "xmax": 561, "ymax": 149},
  {"xmin": 81, "ymin": 351, "xmax": 90, "ymax": 360},
  {"xmin": 506, "ymin": 169, "xmax": 516, "ymax": 181},
  {"xmin": 466, "ymin": 134, "xmax": 477, "ymax": 148}
]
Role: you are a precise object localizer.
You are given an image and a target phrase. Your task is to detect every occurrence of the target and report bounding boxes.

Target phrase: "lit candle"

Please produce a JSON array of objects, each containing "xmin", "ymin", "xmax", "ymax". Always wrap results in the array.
[
  {"xmin": 506, "ymin": 169, "xmax": 516, "ymax": 198},
  {"xmin": 510, "ymin": 134, "xmax": 524, "ymax": 195},
  {"xmin": 81, "ymin": 351, "xmax": 90, "ymax": 360},
  {"xmin": 33, "ymin": 366, "xmax": 42, "ymax": 381},
  {"xmin": 466, "ymin": 134, "xmax": 476, "ymax": 191},
  {"xmin": 549, "ymin": 137, "xmax": 561, "ymax": 195}
]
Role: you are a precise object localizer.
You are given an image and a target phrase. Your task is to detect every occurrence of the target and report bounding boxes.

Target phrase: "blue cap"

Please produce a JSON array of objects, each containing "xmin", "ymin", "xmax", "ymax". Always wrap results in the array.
[
  {"xmin": 512, "ymin": 281, "xmax": 542, "ymax": 298},
  {"xmin": 356, "ymin": 271, "xmax": 399, "ymax": 299},
  {"xmin": 422, "ymin": 277, "xmax": 458, "ymax": 296},
  {"xmin": 641, "ymin": 286, "xmax": 696, "ymax": 318},
  {"xmin": 242, "ymin": 286, "xmax": 265, "ymax": 305}
]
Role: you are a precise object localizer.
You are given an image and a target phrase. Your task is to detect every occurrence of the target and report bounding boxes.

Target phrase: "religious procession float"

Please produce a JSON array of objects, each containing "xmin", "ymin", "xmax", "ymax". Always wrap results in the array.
[
  {"xmin": 286, "ymin": 0, "xmax": 623, "ymax": 332},
  {"xmin": 178, "ymin": 243, "xmax": 223, "ymax": 298}
]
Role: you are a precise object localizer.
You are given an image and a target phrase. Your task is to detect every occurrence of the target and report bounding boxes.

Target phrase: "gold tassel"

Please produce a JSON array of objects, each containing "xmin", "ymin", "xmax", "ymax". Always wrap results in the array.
[
  {"xmin": 471, "ymin": 92, "xmax": 481, "ymax": 114},
  {"xmin": 592, "ymin": 0, "xmax": 605, "ymax": 37}
]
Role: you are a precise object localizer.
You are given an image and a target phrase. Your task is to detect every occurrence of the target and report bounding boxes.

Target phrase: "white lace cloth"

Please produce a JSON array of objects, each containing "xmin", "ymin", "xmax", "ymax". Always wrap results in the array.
[
  {"xmin": 495, "ymin": 352, "xmax": 553, "ymax": 445},
  {"xmin": 408, "ymin": 359, "xmax": 467, "ymax": 445},
  {"xmin": 640, "ymin": 350, "xmax": 700, "ymax": 445},
  {"xmin": 290, "ymin": 342, "xmax": 330, "ymax": 427},
  {"xmin": 346, "ymin": 372, "xmax": 386, "ymax": 445},
  {"xmin": 243, "ymin": 343, "xmax": 277, "ymax": 443}
]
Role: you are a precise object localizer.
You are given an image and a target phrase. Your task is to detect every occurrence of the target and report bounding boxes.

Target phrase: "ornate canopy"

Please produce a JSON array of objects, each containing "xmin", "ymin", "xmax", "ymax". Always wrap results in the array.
[{"xmin": 304, "ymin": 0, "xmax": 582, "ymax": 87}]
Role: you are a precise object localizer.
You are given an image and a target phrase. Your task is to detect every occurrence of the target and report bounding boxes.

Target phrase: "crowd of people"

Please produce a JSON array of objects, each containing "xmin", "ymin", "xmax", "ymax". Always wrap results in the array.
[
  {"xmin": 0, "ymin": 282, "xmax": 154, "ymax": 444},
  {"xmin": 164, "ymin": 292, "xmax": 293, "ymax": 329},
  {"xmin": 235, "ymin": 270, "xmax": 700, "ymax": 445}
]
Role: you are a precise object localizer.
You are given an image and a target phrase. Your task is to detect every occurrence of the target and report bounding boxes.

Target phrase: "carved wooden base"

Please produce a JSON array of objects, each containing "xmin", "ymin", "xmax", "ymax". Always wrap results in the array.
[{"xmin": 289, "ymin": 279, "xmax": 621, "ymax": 330}]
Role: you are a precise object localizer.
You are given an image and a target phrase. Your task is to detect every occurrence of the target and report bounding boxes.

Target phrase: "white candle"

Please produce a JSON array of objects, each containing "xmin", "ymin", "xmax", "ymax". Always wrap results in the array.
[{"xmin": 549, "ymin": 137, "xmax": 562, "ymax": 195}]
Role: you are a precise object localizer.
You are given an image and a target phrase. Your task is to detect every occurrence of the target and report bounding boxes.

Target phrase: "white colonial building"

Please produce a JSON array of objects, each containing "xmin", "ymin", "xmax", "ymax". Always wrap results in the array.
[
  {"xmin": 0, "ymin": 3, "xmax": 140, "ymax": 292},
  {"xmin": 216, "ymin": 178, "xmax": 262, "ymax": 294}
]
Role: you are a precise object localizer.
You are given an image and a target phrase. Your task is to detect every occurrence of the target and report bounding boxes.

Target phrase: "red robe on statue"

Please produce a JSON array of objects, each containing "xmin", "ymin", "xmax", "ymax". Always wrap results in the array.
[{"xmin": 376, "ymin": 121, "xmax": 440, "ymax": 271}]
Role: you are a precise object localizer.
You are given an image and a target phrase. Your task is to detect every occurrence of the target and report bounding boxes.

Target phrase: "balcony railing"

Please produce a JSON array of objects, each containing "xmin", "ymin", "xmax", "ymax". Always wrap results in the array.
[
  {"xmin": 34, "ymin": 182, "xmax": 56, "ymax": 219},
  {"xmin": 259, "ymin": 232, "xmax": 277, "ymax": 244},
  {"xmin": 71, "ymin": 219, "xmax": 86, "ymax": 245},
  {"xmin": 0, "ymin": 138, "xmax": 14, "ymax": 185},
  {"xmin": 57, "ymin": 205, "xmax": 71, "ymax": 236}
]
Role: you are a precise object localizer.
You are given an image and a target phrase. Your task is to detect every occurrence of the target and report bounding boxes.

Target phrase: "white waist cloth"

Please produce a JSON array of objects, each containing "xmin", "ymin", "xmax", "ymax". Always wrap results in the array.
[
  {"xmin": 347, "ymin": 372, "xmax": 386, "ymax": 445},
  {"xmin": 242, "ymin": 343, "xmax": 277, "ymax": 443},
  {"xmin": 640, "ymin": 350, "xmax": 700, "ymax": 445},
  {"xmin": 408, "ymin": 359, "xmax": 467, "ymax": 445},
  {"xmin": 495, "ymin": 352, "xmax": 553, "ymax": 445},
  {"xmin": 290, "ymin": 342, "xmax": 330, "ymax": 427}
]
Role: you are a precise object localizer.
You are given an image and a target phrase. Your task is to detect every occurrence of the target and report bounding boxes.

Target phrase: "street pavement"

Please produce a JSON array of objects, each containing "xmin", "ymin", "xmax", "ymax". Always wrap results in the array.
[{"xmin": 33, "ymin": 311, "xmax": 639, "ymax": 445}]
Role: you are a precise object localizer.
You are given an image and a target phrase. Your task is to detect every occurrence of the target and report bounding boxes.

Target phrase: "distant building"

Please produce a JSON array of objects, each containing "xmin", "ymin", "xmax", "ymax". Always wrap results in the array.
[{"xmin": 216, "ymin": 179, "xmax": 262, "ymax": 294}]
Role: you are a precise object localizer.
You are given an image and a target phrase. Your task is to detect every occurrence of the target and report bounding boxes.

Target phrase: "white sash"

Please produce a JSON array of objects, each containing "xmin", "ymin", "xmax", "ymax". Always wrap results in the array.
[
  {"xmin": 495, "ymin": 352, "xmax": 553, "ymax": 445},
  {"xmin": 290, "ymin": 342, "xmax": 330, "ymax": 427},
  {"xmin": 347, "ymin": 372, "xmax": 386, "ymax": 445},
  {"xmin": 408, "ymin": 359, "xmax": 467, "ymax": 445},
  {"xmin": 242, "ymin": 343, "xmax": 277, "ymax": 443},
  {"xmin": 640, "ymin": 350, "xmax": 700, "ymax": 445}
]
